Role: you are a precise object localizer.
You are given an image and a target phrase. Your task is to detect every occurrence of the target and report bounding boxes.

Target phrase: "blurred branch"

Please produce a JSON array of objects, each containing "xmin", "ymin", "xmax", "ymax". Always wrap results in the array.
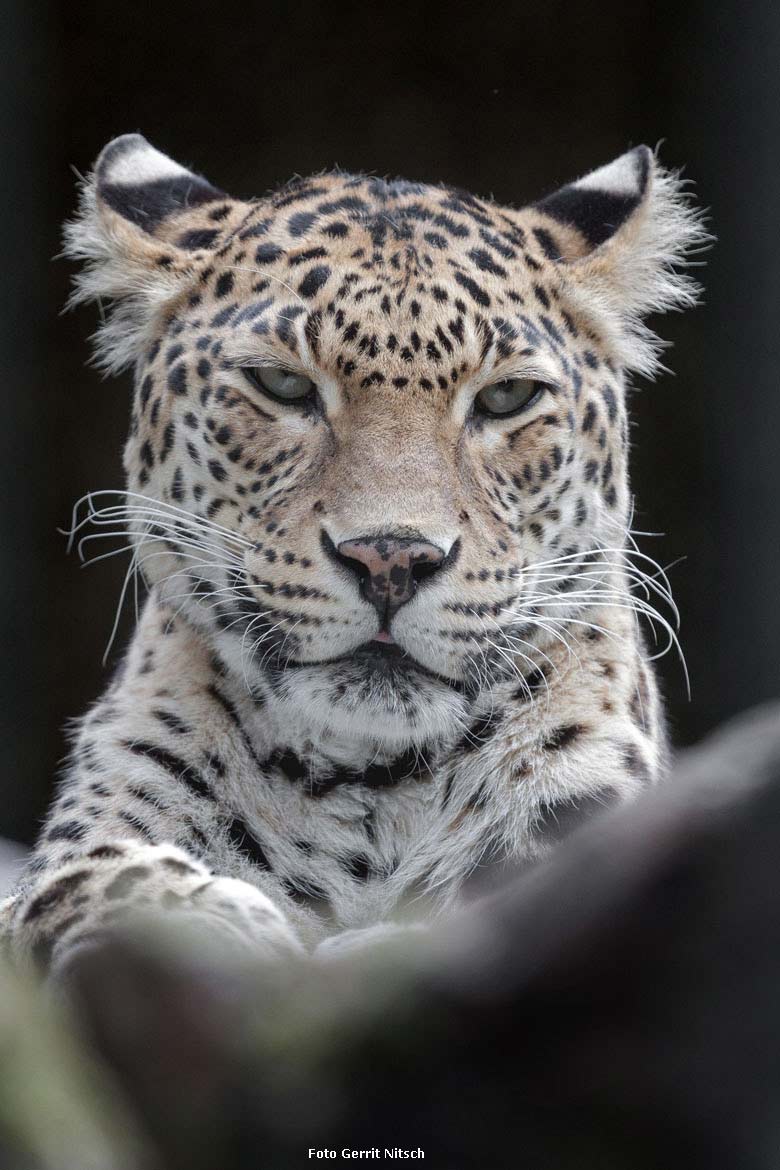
[{"xmin": 0, "ymin": 963, "xmax": 149, "ymax": 1170}]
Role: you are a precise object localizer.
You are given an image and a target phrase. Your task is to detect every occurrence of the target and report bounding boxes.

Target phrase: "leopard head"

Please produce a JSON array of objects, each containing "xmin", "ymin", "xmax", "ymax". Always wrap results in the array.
[{"xmin": 67, "ymin": 135, "xmax": 705, "ymax": 752}]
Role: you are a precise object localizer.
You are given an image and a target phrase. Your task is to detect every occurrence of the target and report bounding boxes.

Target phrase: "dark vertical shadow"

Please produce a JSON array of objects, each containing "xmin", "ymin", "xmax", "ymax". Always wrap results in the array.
[{"xmin": 0, "ymin": 1, "xmax": 55, "ymax": 839}]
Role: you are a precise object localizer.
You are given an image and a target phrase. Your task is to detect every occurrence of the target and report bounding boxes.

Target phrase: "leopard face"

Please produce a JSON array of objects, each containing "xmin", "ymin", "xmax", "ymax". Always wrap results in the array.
[{"xmin": 68, "ymin": 136, "xmax": 704, "ymax": 750}]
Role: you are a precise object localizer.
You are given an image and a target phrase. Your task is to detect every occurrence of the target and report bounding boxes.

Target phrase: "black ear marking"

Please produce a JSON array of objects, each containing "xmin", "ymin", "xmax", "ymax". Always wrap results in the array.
[
  {"xmin": 95, "ymin": 133, "xmax": 226, "ymax": 232},
  {"xmin": 535, "ymin": 145, "xmax": 652, "ymax": 249}
]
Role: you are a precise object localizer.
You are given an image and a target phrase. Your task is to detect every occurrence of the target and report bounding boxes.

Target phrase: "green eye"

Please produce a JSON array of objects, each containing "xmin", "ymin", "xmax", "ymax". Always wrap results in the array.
[
  {"xmin": 475, "ymin": 378, "xmax": 544, "ymax": 418},
  {"xmin": 242, "ymin": 366, "xmax": 316, "ymax": 403}
]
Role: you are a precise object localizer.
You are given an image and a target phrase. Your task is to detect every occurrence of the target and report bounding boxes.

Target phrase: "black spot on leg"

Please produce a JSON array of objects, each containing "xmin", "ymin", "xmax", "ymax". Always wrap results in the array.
[
  {"xmin": 207, "ymin": 685, "xmax": 266, "ymax": 769},
  {"xmin": 31, "ymin": 910, "xmax": 87, "ymax": 966},
  {"xmin": 152, "ymin": 708, "xmax": 191, "ymax": 736},
  {"xmin": 104, "ymin": 865, "xmax": 152, "ymax": 900},
  {"xmin": 86, "ymin": 844, "xmax": 124, "ymax": 861},
  {"xmin": 22, "ymin": 870, "xmax": 91, "ymax": 923},
  {"xmin": 226, "ymin": 817, "xmax": 273, "ymax": 871},
  {"xmin": 267, "ymin": 749, "xmax": 308, "ymax": 783},
  {"xmin": 622, "ymin": 743, "xmax": 651, "ymax": 782},
  {"xmin": 543, "ymin": 724, "xmax": 587, "ymax": 750},
  {"xmin": 46, "ymin": 820, "xmax": 87, "ymax": 844},
  {"xmin": 343, "ymin": 854, "xmax": 374, "ymax": 882},
  {"xmin": 122, "ymin": 741, "xmax": 212, "ymax": 802},
  {"xmin": 161, "ymin": 856, "xmax": 200, "ymax": 877}
]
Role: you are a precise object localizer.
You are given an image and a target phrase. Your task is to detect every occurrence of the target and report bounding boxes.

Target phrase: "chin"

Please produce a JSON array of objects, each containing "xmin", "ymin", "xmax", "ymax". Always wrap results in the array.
[{"xmin": 270, "ymin": 646, "xmax": 471, "ymax": 751}]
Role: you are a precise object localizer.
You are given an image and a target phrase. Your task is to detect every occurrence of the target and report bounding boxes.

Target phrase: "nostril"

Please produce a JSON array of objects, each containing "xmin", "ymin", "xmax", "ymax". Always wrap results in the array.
[
  {"xmin": 322, "ymin": 534, "xmax": 372, "ymax": 583},
  {"xmin": 411, "ymin": 556, "xmax": 444, "ymax": 584},
  {"xmin": 441, "ymin": 535, "xmax": 462, "ymax": 571},
  {"xmin": 342, "ymin": 554, "xmax": 371, "ymax": 586}
]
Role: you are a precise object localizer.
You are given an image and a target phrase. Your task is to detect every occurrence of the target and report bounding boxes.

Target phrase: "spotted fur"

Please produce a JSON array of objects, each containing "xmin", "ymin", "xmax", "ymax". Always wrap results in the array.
[{"xmin": 2, "ymin": 135, "xmax": 705, "ymax": 968}]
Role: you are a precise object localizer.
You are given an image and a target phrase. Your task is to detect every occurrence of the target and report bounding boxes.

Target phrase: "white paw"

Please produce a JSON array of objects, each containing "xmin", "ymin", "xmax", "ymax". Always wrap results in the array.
[
  {"xmin": 181, "ymin": 875, "xmax": 303, "ymax": 960},
  {"xmin": 13, "ymin": 841, "xmax": 303, "ymax": 976}
]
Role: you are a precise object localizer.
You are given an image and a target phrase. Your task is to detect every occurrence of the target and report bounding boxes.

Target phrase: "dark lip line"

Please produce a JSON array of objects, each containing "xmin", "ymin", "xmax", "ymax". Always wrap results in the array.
[{"xmin": 280, "ymin": 642, "xmax": 469, "ymax": 693}]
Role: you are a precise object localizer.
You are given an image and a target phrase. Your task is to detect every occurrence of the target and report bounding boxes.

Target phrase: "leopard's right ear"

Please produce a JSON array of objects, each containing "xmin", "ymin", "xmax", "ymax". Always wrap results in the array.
[
  {"xmin": 89, "ymin": 133, "xmax": 226, "ymax": 232},
  {"xmin": 64, "ymin": 134, "xmax": 230, "ymax": 374}
]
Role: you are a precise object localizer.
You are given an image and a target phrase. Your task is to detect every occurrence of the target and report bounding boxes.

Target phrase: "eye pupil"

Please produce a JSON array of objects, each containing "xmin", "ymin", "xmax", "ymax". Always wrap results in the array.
[
  {"xmin": 242, "ymin": 365, "xmax": 316, "ymax": 404},
  {"xmin": 475, "ymin": 378, "xmax": 543, "ymax": 418}
]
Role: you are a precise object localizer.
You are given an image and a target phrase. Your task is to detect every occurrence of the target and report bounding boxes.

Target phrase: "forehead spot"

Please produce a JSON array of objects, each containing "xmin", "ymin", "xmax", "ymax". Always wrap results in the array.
[
  {"xmin": 255, "ymin": 243, "xmax": 285, "ymax": 264},
  {"xmin": 288, "ymin": 246, "xmax": 329, "ymax": 266},
  {"xmin": 454, "ymin": 272, "xmax": 490, "ymax": 307},
  {"xmin": 178, "ymin": 228, "xmax": 220, "ymax": 250},
  {"xmin": 298, "ymin": 265, "xmax": 331, "ymax": 298},
  {"xmin": 288, "ymin": 210, "xmax": 319, "ymax": 236},
  {"xmin": 468, "ymin": 248, "xmax": 507, "ymax": 278},
  {"xmin": 239, "ymin": 218, "xmax": 272, "ymax": 240},
  {"xmin": 215, "ymin": 272, "xmax": 235, "ymax": 299}
]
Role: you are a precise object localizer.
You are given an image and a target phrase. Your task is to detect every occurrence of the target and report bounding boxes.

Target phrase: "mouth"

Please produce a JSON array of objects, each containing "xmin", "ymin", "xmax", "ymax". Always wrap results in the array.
[
  {"xmin": 280, "ymin": 636, "xmax": 469, "ymax": 693},
  {"xmin": 351, "ymin": 638, "xmax": 408, "ymax": 666},
  {"xmin": 373, "ymin": 629, "xmax": 396, "ymax": 645},
  {"xmin": 344, "ymin": 639, "xmax": 473, "ymax": 694}
]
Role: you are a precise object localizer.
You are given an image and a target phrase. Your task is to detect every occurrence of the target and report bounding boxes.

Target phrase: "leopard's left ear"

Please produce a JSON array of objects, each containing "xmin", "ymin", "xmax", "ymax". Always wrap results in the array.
[
  {"xmin": 533, "ymin": 146, "xmax": 710, "ymax": 376},
  {"xmin": 64, "ymin": 134, "xmax": 233, "ymax": 374}
]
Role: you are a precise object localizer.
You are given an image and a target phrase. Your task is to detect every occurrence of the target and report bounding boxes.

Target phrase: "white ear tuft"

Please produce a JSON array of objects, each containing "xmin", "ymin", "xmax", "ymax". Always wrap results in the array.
[
  {"xmin": 536, "ymin": 146, "xmax": 653, "ymax": 249},
  {"xmin": 97, "ymin": 133, "xmax": 194, "ymax": 189},
  {"xmin": 63, "ymin": 134, "xmax": 226, "ymax": 375},
  {"xmin": 574, "ymin": 147, "xmax": 651, "ymax": 197}
]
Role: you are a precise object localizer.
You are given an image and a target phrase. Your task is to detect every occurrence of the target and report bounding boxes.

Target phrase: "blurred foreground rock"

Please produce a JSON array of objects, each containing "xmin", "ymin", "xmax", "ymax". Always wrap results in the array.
[{"xmin": 2, "ymin": 700, "xmax": 780, "ymax": 1170}]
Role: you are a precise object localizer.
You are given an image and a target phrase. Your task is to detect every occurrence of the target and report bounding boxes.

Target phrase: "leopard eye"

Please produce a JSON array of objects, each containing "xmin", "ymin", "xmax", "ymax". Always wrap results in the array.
[
  {"xmin": 474, "ymin": 378, "xmax": 544, "ymax": 419},
  {"xmin": 242, "ymin": 365, "xmax": 316, "ymax": 403}
]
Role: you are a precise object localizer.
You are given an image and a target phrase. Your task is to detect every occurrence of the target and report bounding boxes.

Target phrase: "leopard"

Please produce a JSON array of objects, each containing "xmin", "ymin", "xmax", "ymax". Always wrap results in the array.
[{"xmin": 1, "ymin": 134, "xmax": 705, "ymax": 974}]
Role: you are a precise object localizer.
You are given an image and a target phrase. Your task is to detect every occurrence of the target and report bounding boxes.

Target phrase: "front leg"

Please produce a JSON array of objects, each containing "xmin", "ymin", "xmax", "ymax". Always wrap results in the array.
[{"xmin": 5, "ymin": 839, "xmax": 302, "ymax": 978}]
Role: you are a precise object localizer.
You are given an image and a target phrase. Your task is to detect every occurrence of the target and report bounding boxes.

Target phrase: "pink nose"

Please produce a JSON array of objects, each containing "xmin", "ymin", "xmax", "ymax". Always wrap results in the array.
[{"xmin": 334, "ymin": 535, "xmax": 446, "ymax": 626}]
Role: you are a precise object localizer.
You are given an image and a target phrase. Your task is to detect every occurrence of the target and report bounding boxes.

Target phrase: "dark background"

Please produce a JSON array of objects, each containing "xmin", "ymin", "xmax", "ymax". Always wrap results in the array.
[{"xmin": 2, "ymin": 0, "xmax": 778, "ymax": 845}]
